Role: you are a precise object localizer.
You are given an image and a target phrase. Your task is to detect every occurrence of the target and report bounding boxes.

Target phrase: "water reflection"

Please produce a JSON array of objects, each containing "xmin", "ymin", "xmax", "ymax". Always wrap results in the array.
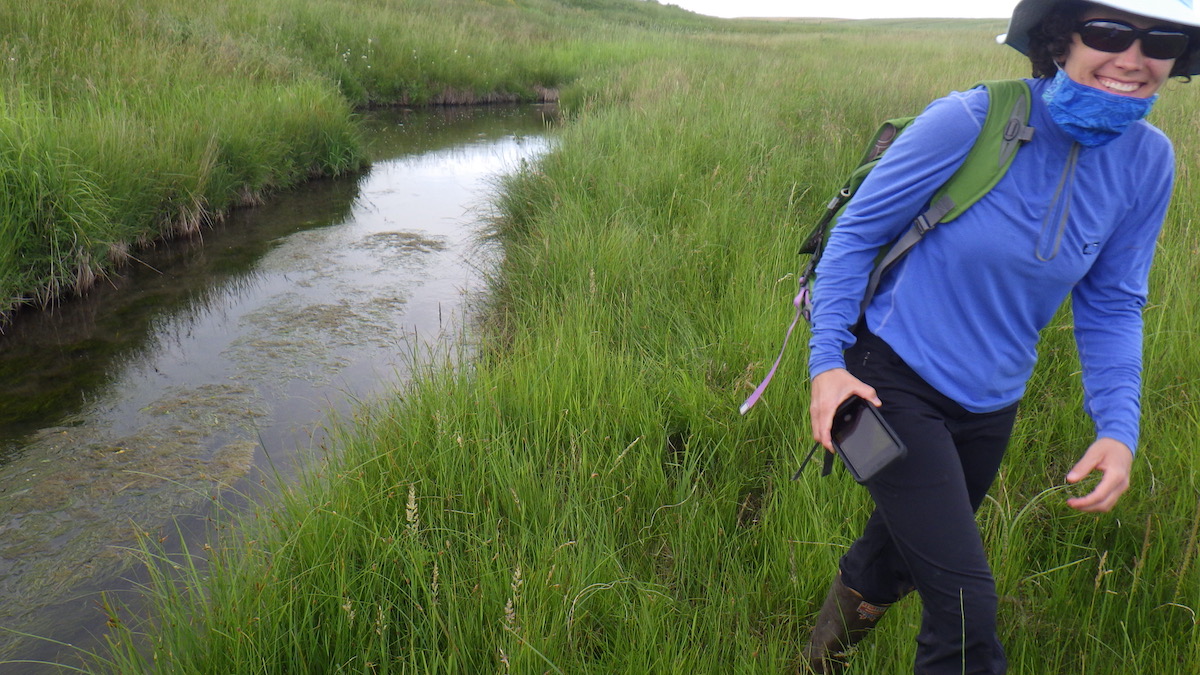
[
  {"xmin": 0, "ymin": 176, "xmax": 363, "ymax": 459},
  {"xmin": 0, "ymin": 104, "xmax": 555, "ymax": 668}
]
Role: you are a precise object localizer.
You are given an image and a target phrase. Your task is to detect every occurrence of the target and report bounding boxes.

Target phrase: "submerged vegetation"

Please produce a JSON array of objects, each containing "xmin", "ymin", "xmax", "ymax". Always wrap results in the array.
[{"xmin": 4, "ymin": 0, "xmax": 1199, "ymax": 673}]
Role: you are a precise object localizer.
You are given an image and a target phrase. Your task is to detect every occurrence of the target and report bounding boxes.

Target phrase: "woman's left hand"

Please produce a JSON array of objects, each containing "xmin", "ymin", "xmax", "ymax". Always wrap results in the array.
[{"xmin": 1065, "ymin": 438, "xmax": 1133, "ymax": 512}]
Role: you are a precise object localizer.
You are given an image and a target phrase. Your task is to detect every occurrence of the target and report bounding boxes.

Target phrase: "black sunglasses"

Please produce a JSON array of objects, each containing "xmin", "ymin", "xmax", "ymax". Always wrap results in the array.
[{"xmin": 1076, "ymin": 19, "xmax": 1191, "ymax": 60}]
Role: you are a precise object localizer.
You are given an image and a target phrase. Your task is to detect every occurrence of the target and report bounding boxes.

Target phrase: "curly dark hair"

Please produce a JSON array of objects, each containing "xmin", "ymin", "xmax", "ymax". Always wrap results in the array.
[{"xmin": 1026, "ymin": 1, "xmax": 1197, "ymax": 80}]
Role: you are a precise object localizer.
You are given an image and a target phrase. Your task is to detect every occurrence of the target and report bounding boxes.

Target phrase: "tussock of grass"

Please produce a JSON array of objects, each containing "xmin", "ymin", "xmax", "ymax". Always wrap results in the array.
[{"xmin": 19, "ymin": 2, "xmax": 1200, "ymax": 674}]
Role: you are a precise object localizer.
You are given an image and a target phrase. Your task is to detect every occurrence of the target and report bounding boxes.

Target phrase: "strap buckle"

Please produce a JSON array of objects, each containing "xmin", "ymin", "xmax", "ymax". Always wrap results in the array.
[{"xmin": 913, "ymin": 213, "xmax": 936, "ymax": 235}]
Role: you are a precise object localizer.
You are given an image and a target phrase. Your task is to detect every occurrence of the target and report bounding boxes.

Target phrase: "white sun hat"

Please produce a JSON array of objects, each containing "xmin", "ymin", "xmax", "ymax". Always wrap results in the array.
[{"xmin": 997, "ymin": 0, "xmax": 1200, "ymax": 75}]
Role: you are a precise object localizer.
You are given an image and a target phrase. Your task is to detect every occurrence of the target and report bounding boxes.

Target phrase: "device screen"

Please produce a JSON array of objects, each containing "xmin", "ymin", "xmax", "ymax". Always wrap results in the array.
[{"xmin": 831, "ymin": 398, "xmax": 902, "ymax": 480}]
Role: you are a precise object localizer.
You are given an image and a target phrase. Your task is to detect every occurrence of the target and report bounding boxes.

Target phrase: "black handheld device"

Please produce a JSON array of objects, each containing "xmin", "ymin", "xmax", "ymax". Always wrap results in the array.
[{"xmin": 829, "ymin": 396, "xmax": 907, "ymax": 483}]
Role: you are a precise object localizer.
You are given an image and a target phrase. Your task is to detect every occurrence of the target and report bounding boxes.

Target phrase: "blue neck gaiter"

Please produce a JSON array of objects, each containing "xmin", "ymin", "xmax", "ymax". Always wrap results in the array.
[{"xmin": 1041, "ymin": 68, "xmax": 1157, "ymax": 147}]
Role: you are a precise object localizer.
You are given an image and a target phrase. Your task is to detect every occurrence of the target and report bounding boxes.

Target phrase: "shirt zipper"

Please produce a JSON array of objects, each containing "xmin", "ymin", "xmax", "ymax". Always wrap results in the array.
[{"xmin": 1036, "ymin": 142, "xmax": 1081, "ymax": 262}]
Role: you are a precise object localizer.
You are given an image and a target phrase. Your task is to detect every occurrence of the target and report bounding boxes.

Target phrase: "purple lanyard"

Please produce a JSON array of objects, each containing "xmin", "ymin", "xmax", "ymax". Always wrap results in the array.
[{"xmin": 738, "ymin": 279, "xmax": 811, "ymax": 415}]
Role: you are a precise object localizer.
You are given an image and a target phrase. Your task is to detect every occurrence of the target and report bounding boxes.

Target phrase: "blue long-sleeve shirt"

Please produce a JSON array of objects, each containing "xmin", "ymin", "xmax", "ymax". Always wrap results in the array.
[{"xmin": 807, "ymin": 77, "xmax": 1174, "ymax": 453}]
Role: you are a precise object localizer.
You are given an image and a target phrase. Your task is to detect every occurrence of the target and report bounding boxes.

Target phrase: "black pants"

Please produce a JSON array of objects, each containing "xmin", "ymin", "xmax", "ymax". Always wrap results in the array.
[{"xmin": 840, "ymin": 330, "xmax": 1018, "ymax": 675}]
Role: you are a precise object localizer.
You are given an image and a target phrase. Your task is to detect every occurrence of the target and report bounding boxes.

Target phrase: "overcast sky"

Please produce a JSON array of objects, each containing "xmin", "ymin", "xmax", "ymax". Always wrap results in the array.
[{"xmin": 665, "ymin": 1, "xmax": 1019, "ymax": 20}]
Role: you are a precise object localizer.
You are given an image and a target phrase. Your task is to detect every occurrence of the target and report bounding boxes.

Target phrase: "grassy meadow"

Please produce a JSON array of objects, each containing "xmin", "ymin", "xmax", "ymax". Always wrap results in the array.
[
  {"xmin": 7, "ymin": 1, "xmax": 1200, "ymax": 673},
  {"xmin": 0, "ymin": 0, "xmax": 718, "ymax": 315}
]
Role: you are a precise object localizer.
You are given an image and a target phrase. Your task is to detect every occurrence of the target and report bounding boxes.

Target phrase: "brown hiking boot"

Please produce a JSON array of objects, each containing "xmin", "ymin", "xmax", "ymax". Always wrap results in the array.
[{"xmin": 801, "ymin": 574, "xmax": 891, "ymax": 673}]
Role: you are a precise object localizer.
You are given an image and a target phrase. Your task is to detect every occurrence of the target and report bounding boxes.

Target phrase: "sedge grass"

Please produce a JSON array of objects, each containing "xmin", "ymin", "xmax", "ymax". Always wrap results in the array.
[
  {"xmin": 1, "ymin": 0, "xmax": 721, "ymax": 317},
  {"xmin": 23, "ymin": 3, "xmax": 1200, "ymax": 674}
]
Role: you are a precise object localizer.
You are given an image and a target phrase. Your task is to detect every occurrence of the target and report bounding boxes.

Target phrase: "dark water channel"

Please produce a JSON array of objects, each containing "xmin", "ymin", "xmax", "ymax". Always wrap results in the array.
[{"xmin": 0, "ymin": 104, "xmax": 554, "ymax": 670}]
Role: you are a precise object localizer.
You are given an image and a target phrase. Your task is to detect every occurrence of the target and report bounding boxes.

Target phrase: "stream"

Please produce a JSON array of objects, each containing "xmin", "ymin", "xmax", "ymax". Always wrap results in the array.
[{"xmin": 0, "ymin": 104, "xmax": 555, "ymax": 670}]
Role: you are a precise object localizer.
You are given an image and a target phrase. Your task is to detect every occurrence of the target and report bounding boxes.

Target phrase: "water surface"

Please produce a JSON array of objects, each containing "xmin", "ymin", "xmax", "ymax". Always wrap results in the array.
[{"xmin": 0, "ymin": 104, "xmax": 554, "ymax": 669}]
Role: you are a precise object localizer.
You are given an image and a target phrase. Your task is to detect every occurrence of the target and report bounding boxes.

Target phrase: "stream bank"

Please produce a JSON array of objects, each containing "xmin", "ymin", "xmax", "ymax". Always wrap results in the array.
[{"xmin": 0, "ymin": 103, "xmax": 556, "ymax": 671}]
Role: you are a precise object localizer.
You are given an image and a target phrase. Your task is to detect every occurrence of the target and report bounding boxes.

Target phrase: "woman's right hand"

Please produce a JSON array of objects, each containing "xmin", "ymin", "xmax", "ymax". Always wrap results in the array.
[{"xmin": 810, "ymin": 368, "xmax": 881, "ymax": 451}]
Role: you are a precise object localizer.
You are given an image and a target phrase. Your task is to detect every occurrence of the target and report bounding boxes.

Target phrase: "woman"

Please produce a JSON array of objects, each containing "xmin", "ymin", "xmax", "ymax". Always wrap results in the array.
[{"xmin": 802, "ymin": 1, "xmax": 1199, "ymax": 673}]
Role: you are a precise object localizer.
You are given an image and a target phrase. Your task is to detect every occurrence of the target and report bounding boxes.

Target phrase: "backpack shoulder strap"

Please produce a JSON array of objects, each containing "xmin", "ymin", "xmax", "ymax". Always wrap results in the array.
[
  {"xmin": 934, "ymin": 79, "xmax": 1035, "ymax": 223},
  {"xmin": 859, "ymin": 79, "xmax": 1035, "ymax": 316}
]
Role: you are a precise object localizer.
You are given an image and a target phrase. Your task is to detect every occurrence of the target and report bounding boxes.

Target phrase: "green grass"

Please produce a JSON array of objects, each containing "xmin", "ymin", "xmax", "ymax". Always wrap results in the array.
[
  {"xmin": 6, "ymin": 1, "xmax": 1200, "ymax": 673},
  {"xmin": 0, "ymin": 0, "xmax": 731, "ymax": 317}
]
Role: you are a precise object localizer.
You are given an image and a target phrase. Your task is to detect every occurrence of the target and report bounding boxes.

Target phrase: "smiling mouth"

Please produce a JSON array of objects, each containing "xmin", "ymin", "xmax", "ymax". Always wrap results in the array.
[{"xmin": 1097, "ymin": 76, "xmax": 1141, "ymax": 93}]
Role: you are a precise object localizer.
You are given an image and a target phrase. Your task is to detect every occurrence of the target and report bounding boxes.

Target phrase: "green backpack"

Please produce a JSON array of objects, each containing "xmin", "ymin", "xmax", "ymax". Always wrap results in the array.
[{"xmin": 739, "ymin": 79, "xmax": 1036, "ymax": 415}]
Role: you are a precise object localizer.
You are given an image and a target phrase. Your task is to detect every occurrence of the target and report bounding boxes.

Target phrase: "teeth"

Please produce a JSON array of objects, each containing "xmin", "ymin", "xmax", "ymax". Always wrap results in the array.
[{"xmin": 1099, "ymin": 77, "xmax": 1139, "ymax": 92}]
